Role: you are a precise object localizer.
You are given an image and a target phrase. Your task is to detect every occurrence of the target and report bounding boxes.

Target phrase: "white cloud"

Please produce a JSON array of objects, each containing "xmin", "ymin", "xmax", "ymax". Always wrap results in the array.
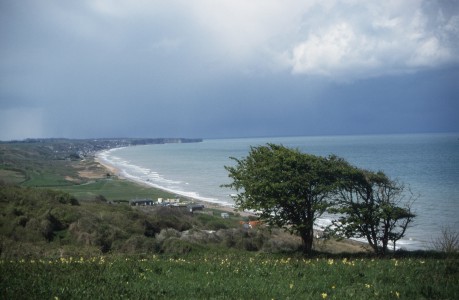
[
  {"xmin": 182, "ymin": 0, "xmax": 458, "ymax": 79},
  {"xmin": 286, "ymin": 1, "xmax": 459, "ymax": 80},
  {"xmin": 4, "ymin": 0, "xmax": 459, "ymax": 82},
  {"xmin": 178, "ymin": 0, "xmax": 308, "ymax": 71},
  {"xmin": 408, "ymin": 36, "xmax": 452, "ymax": 67},
  {"xmin": 290, "ymin": 22, "xmax": 379, "ymax": 76}
]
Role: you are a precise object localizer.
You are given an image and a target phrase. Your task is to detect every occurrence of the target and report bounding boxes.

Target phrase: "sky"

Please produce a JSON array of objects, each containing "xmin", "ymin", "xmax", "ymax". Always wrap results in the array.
[{"xmin": 1, "ymin": 0, "xmax": 458, "ymax": 140}]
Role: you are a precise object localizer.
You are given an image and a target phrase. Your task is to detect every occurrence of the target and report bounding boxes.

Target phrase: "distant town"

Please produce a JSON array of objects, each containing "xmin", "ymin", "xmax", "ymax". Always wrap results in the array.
[{"xmin": 0, "ymin": 137, "xmax": 202, "ymax": 160}]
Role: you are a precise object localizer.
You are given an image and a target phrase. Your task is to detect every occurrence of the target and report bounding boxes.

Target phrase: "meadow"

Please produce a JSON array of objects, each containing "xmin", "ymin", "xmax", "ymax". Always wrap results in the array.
[{"xmin": 2, "ymin": 252, "xmax": 458, "ymax": 299}]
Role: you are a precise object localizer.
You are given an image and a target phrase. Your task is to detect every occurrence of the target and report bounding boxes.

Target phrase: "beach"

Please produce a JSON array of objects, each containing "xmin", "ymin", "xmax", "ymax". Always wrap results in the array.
[{"xmin": 94, "ymin": 150, "xmax": 242, "ymax": 216}]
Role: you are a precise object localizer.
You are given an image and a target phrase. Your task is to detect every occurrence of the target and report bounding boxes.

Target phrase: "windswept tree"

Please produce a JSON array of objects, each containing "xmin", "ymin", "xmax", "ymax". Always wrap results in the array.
[
  {"xmin": 328, "ymin": 166, "xmax": 415, "ymax": 255},
  {"xmin": 223, "ymin": 144, "xmax": 341, "ymax": 254}
]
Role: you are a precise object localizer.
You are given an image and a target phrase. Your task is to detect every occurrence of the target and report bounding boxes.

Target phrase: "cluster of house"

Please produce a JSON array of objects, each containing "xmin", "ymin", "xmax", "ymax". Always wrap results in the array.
[
  {"xmin": 129, "ymin": 198, "xmax": 180, "ymax": 206},
  {"xmin": 128, "ymin": 198, "xmax": 263, "ymax": 225},
  {"xmin": 129, "ymin": 198, "xmax": 205, "ymax": 213}
]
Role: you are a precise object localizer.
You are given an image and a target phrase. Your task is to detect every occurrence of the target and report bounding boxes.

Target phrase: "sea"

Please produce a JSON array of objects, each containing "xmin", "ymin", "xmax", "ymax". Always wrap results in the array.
[{"xmin": 97, "ymin": 133, "xmax": 459, "ymax": 250}]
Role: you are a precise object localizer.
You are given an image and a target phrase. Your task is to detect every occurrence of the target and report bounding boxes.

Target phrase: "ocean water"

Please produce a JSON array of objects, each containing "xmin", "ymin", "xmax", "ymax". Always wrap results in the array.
[{"xmin": 98, "ymin": 133, "xmax": 459, "ymax": 250}]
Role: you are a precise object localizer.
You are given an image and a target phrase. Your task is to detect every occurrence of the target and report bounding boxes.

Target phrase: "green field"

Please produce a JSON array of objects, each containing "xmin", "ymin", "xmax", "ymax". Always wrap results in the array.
[
  {"xmin": 2, "ymin": 253, "xmax": 458, "ymax": 299},
  {"xmin": 0, "ymin": 141, "xmax": 179, "ymax": 200},
  {"xmin": 56, "ymin": 178, "xmax": 177, "ymax": 201}
]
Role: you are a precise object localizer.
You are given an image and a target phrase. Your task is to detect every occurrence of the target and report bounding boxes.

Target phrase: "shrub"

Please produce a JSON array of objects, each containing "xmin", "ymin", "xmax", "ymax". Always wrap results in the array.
[
  {"xmin": 216, "ymin": 228, "xmax": 239, "ymax": 248},
  {"xmin": 432, "ymin": 226, "xmax": 459, "ymax": 254},
  {"xmin": 49, "ymin": 207, "xmax": 80, "ymax": 228},
  {"xmin": 161, "ymin": 238, "xmax": 199, "ymax": 255},
  {"xmin": 215, "ymin": 228, "xmax": 264, "ymax": 251},
  {"xmin": 40, "ymin": 219, "xmax": 54, "ymax": 242},
  {"xmin": 143, "ymin": 220, "xmax": 160, "ymax": 237},
  {"xmin": 181, "ymin": 229, "xmax": 221, "ymax": 244},
  {"xmin": 16, "ymin": 215, "xmax": 28, "ymax": 227},
  {"xmin": 156, "ymin": 228, "xmax": 181, "ymax": 243},
  {"xmin": 94, "ymin": 194, "xmax": 107, "ymax": 203},
  {"xmin": 118, "ymin": 235, "xmax": 159, "ymax": 254},
  {"xmin": 205, "ymin": 220, "xmax": 229, "ymax": 230},
  {"xmin": 150, "ymin": 207, "xmax": 194, "ymax": 232}
]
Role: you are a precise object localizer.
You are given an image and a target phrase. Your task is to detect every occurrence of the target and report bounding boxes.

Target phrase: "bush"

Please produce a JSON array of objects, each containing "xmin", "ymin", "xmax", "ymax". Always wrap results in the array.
[
  {"xmin": 215, "ymin": 228, "xmax": 265, "ymax": 251},
  {"xmin": 94, "ymin": 195, "xmax": 107, "ymax": 203},
  {"xmin": 181, "ymin": 229, "xmax": 221, "ymax": 244},
  {"xmin": 432, "ymin": 226, "xmax": 459, "ymax": 254},
  {"xmin": 16, "ymin": 215, "xmax": 28, "ymax": 227},
  {"xmin": 118, "ymin": 235, "xmax": 159, "ymax": 254},
  {"xmin": 143, "ymin": 220, "xmax": 160, "ymax": 238},
  {"xmin": 49, "ymin": 207, "xmax": 80, "ymax": 228},
  {"xmin": 150, "ymin": 207, "xmax": 194, "ymax": 232},
  {"xmin": 205, "ymin": 220, "xmax": 229, "ymax": 230},
  {"xmin": 161, "ymin": 238, "xmax": 195, "ymax": 255},
  {"xmin": 156, "ymin": 228, "xmax": 181, "ymax": 243}
]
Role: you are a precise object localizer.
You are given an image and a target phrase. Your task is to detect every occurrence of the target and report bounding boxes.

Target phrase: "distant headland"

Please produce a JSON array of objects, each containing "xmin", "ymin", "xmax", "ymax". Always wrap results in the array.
[{"xmin": 0, "ymin": 137, "xmax": 203, "ymax": 160}]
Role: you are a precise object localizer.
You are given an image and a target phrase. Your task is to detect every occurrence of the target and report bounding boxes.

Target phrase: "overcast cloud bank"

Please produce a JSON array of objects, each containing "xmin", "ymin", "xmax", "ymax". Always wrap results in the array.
[{"xmin": 1, "ymin": 0, "xmax": 458, "ymax": 140}]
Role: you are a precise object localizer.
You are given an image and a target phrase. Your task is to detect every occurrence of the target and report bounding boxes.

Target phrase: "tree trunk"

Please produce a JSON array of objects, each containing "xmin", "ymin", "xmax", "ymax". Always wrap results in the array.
[
  {"xmin": 366, "ymin": 235, "xmax": 379, "ymax": 254},
  {"xmin": 300, "ymin": 227, "xmax": 314, "ymax": 255}
]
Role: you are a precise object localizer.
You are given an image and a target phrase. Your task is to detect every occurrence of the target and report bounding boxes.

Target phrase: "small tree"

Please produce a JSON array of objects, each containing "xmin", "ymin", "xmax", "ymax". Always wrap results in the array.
[
  {"xmin": 223, "ymin": 144, "xmax": 340, "ymax": 254},
  {"xmin": 328, "ymin": 167, "xmax": 415, "ymax": 255},
  {"xmin": 432, "ymin": 226, "xmax": 459, "ymax": 254}
]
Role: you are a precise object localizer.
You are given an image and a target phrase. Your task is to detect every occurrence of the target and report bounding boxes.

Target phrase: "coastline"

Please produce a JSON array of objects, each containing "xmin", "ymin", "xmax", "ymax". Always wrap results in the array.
[
  {"xmin": 94, "ymin": 149, "xmax": 242, "ymax": 215},
  {"xmin": 94, "ymin": 153, "xmax": 121, "ymax": 177},
  {"xmin": 91, "ymin": 148, "xmax": 372, "ymax": 253}
]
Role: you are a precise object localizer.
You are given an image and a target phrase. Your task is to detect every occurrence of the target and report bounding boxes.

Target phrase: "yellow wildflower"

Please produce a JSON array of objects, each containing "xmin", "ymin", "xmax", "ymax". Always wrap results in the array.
[
  {"xmin": 289, "ymin": 283, "xmax": 294, "ymax": 289},
  {"xmin": 321, "ymin": 292, "xmax": 328, "ymax": 299}
]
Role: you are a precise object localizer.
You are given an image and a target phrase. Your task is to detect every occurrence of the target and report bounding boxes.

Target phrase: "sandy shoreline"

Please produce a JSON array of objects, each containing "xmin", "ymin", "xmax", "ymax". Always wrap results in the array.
[
  {"xmin": 94, "ymin": 156, "xmax": 120, "ymax": 176},
  {"xmin": 94, "ymin": 150, "xmax": 243, "ymax": 215}
]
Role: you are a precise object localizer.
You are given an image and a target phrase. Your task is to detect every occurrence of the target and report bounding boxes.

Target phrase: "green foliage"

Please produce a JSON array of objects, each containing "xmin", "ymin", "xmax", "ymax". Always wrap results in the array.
[
  {"xmin": 217, "ymin": 229, "xmax": 274, "ymax": 253},
  {"xmin": 224, "ymin": 143, "xmax": 416, "ymax": 256},
  {"xmin": 328, "ymin": 166, "xmax": 415, "ymax": 255},
  {"xmin": 224, "ymin": 144, "xmax": 342, "ymax": 254},
  {"xmin": 0, "ymin": 186, "xmax": 200, "ymax": 258},
  {"xmin": 1, "ymin": 254, "xmax": 458, "ymax": 299},
  {"xmin": 3, "ymin": 185, "xmax": 293, "ymax": 258},
  {"xmin": 149, "ymin": 207, "xmax": 195, "ymax": 232}
]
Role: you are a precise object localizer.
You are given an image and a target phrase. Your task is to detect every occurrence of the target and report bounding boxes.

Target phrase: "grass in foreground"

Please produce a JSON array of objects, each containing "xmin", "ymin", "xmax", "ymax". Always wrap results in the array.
[{"xmin": 1, "ymin": 253, "xmax": 458, "ymax": 299}]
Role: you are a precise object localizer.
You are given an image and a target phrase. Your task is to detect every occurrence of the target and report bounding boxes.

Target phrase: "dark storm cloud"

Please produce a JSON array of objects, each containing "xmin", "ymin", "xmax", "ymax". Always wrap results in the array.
[{"xmin": 1, "ymin": 0, "xmax": 458, "ymax": 140}]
